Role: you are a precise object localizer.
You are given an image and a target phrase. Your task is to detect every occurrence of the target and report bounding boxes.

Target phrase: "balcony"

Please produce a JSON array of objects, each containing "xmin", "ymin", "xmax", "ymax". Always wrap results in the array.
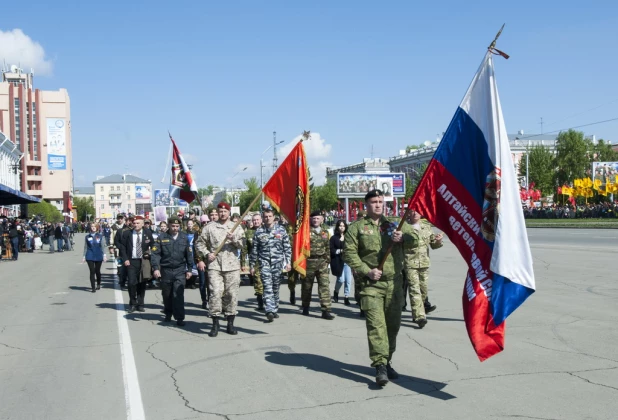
[
  {"xmin": 26, "ymin": 174, "xmax": 43, "ymax": 181},
  {"xmin": 109, "ymin": 198, "xmax": 122, "ymax": 204},
  {"xmin": 26, "ymin": 189, "xmax": 43, "ymax": 197}
]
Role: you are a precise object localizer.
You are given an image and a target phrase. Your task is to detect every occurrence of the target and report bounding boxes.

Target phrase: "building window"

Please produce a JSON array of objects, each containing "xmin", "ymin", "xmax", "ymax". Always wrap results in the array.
[
  {"xmin": 100, "ymin": 186, "xmax": 104, "ymax": 191},
  {"xmin": 127, "ymin": 204, "xmax": 131, "ymax": 210},
  {"xmin": 101, "ymin": 204, "xmax": 104, "ymax": 209},
  {"xmin": 126, "ymin": 194, "xmax": 130, "ymax": 200},
  {"xmin": 116, "ymin": 186, "xmax": 120, "ymax": 191},
  {"xmin": 126, "ymin": 186, "xmax": 130, "ymax": 191},
  {"xmin": 100, "ymin": 195, "xmax": 104, "ymax": 200}
]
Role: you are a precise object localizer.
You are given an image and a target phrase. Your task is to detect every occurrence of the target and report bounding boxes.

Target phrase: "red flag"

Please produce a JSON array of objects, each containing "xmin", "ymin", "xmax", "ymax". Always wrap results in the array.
[
  {"xmin": 169, "ymin": 134, "xmax": 198, "ymax": 204},
  {"xmin": 262, "ymin": 141, "xmax": 310, "ymax": 276}
]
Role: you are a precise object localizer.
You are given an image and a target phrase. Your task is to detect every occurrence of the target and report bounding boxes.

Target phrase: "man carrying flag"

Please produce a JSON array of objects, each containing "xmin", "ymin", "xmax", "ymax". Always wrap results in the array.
[
  {"xmin": 169, "ymin": 134, "xmax": 199, "ymax": 204},
  {"xmin": 408, "ymin": 33, "xmax": 536, "ymax": 361}
]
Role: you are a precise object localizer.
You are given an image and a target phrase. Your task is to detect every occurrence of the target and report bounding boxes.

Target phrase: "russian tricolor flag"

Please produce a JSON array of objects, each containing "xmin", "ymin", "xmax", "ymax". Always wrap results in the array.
[{"xmin": 410, "ymin": 51, "xmax": 535, "ymax": 361}]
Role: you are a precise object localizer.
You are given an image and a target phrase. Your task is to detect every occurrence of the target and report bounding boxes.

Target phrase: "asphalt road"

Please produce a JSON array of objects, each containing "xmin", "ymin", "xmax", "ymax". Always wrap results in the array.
[{"xmin": 1, "ymin": 231, "xmax": 617, "ymax": 420}]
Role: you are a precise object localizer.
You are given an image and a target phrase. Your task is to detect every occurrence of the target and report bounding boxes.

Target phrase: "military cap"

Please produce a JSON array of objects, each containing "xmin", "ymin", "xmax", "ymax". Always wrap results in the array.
[
  {"xmin": 310, "ymin": 210, "xmax": 323, "ymax": 217},
  {"xmin": 218, "ymin": 202, "xmax": 231, "ymax": 211},
  {"xmin": 117, "ymin": 213, "xmax": 125, "ymax": 219},
  {"xmin": 232, "ymin": 213, "xmax": 240, "ymax": 218},
  {"xmin": 365, "ymin": 189, "xmax": 384, "ymax": 200},
  {"xmin": 188, "ymin": 210, "xmax": 195, "ymax": 215},
  {"xmin": 134, "ymin": 215, "xmax": 144, "ymax": 220},
  {"xmin": 167, "ymin": 216, "xmax": 182, "ymax": 225}
]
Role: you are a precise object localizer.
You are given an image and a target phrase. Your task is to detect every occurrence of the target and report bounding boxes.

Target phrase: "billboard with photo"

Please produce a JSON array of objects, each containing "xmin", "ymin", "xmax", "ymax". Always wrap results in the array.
[
  {"xmin": 592, "ymin": 162, "xmax": 618, "ymax": 184},
  {"xmin": 337, "ymin": 173, "xmax": 405, "ymax": 198},
  {"xmin": 154, "ymin": 188, "xmax": 188, "ymax": 207},
  {"xmin": 135, "ymin": 184, "xmax": 152, "ymax": 204},
  {"xmin": 47, "ymin": 118, "xmax": 67, "ymax": 170}
]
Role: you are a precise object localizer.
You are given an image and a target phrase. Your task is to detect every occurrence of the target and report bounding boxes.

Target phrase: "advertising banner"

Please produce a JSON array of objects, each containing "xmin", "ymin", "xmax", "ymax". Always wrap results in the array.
[
  {"xmin": 135, "ymin": 184, "xmax": 152, "ymax": 204},
  {"xmin": 592, "ymin": 162, "xmax": 618, "ymax": 184},
  {"xmin": 47, "ymin": 118, "xmax": 67, "ymax": 170},
  {"xmin": 337, "ymin": 173, "xmax": 405, "ymax": 198},
  {"xmin": 154, "ymin": 189, "xmax": 188, "ymax": 207}
]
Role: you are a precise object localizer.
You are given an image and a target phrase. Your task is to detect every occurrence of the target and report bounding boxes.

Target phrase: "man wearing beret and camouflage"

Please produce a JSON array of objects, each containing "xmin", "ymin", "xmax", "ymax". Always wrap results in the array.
[
  {"xmin": 196, "ymin": 201, "xmax": 245, "ymax": 337},
  {"xmin": 402, "ymin": 209, "xmax": 443, "ymax": 328},
  {"xmin": 302, "ymin": 210, "xmax": 334, "ymax": 320},
  {"xmin": 344, "ymin": 189, "xmax": 409, "ymax": 386},
  {"xmin": 151, "ymin": 216, "xmax": 193, "ymax": 327}
]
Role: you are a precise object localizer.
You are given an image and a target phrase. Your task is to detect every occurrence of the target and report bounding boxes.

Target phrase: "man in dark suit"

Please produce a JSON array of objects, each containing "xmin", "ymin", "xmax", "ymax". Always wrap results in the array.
[{"xmin": 119, "ymin": 216, "xmax": 154, "ymax": 313}]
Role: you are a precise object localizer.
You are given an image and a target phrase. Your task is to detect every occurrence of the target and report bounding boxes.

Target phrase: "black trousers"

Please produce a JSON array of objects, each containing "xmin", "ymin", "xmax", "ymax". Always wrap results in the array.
[
  {"xmin": 127, "ymin": 259, "xmax": 147, "ymax": 307},
  {"xmin": 87, "ymin": 260, "xmax": 102, "ymax": 290},
  {"xmin": 161, "ymin": 267, "xmax": 186, "ymax": 320}
]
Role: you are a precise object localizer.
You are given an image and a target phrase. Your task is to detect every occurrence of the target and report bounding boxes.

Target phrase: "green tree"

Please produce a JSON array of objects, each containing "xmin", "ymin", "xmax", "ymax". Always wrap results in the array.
[
  {"xmin": 238, "ymin": 177, "xmax": 261, "ymax": 213},
  {"xmin": 404, "ymin": 163, "xmax": 428, "ymax": 200},
  {"xmin": 28, "ymin": 200, "xmax": 63, "ymax": 223},
  {"xmin": 591, "ymin": 139, "xmax": 617, "ymax": 163},
  {"xmin": 198, "ymin": 185, "xmax": 215, "ymax": 198},
  {"xmin": 311, "ymin": 179, "xmax": 339, "ymax": 212},
  {"xmin": 73, "ymin": 196, "xmax": 96, "ymax": 221},
  {"xmin": 554, "ymin": 129, "xmax": 590, "ymax": 186},
  {"xmin": 519, "ymin": 145, "xmax": 555, "ymax": 196}
]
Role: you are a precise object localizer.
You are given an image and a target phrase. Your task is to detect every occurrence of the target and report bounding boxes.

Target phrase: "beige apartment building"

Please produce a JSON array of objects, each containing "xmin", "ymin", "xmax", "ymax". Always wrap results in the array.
[
  {"xmin": 93, "ymin": 174, "xmax": 152, "ymax": 219},
  {"xmin": 0, "ymin": 64, "xmax": 72, "ymax": 212}
]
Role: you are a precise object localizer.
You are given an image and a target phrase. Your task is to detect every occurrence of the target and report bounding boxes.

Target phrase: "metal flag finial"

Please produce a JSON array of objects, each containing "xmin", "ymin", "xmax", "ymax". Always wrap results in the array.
[
  {"xmin": 488, "ymin": 24, "xmax": 510, "ymax": 59},
  {"xmin": 301, "ymin": 130, "xmax": 311, "ymax": 142}
]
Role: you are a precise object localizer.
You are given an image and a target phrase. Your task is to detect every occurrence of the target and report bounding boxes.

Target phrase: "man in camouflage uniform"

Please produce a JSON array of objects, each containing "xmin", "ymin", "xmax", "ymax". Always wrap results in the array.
[
  {"xmin": 344, "ymin": 189, "xmax": 408, "ymax": 387},
  {"xmin": 195, "ymin": 202, "xmax": 245, "ymax": 337},
  {"xmin": 242, "ymin": 213, "xmax": 265, "ymax": 309},
  {"xmin": 402, "ymin": 209, "xmax": 443, "ymax": 328},
  {"xmin": 352, "ymin": 210, "xmax": 367, "ymax": 317},
  {"xmin": 249, "ymin": 208, "xmax": 292, "ymax": 322},
  {"xmin": 302, "ymin": 211, "xmax": 334, "ymax": 320}
]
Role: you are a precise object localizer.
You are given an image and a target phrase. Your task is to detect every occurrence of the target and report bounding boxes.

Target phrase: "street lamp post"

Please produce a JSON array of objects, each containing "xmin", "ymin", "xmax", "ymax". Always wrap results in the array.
[
  {"xmin": 228, "ymin": 167, "xmax": 247, "ymax": 206},
  {"xmin": 261, "ymin": 140, "xmax": 284, "ymax": 205}
]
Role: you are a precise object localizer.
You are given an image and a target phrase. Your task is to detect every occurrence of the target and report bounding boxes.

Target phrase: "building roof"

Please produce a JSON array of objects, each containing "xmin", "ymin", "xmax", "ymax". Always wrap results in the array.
[
  {"xmin": 74, "ymin": 186, "xmax": 95, "ymax": 195},
  {"xmin": 93, "ymin": 174, "xmax": 151, "ymax": 184}
]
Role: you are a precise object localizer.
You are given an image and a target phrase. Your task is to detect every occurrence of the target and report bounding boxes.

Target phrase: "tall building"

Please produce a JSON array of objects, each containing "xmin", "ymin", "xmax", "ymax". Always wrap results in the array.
[
  {"xmin": 93, "ymin": 174, "xmax": 152, "ymax": 219},
  {"xmin": 0, "ymin": 64, "xmax": 72, "ymax": 212}
]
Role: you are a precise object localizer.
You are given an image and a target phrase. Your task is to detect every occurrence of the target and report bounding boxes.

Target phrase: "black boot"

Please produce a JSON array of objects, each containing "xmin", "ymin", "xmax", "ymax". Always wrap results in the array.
[
  {"xmin": 375, "ymin": 365, "xmax": 389, "ymax": 386},
  {"xmin": 344, "ymin": 297, "xmax": 351, "ymax": 306},
  {"xmin": 226, "ymin": 315, "xmax": 238, "ymax": 335},
  {"xmin": 321, "ymin": 311, "xmax": 334, "ymax": 320},
  {"xmin": 333, "ymin": 291, "xmax": 339, "ymax": 303},
  {"xmin": 386, "ymin": 362, "xmax": 399, "ymax": 379},
  {"xmin": 201, "ymin": 300, "xmax": 207, "ymax": 310},
  {"xmin": 424, "ymin": 298, "xmax": 437, "ymax": 313},
  {"xmin": 256, "ymin": 294, "xmax": 264, "ymax": 310},
  {"xmin": 209, "ymin": 317, "xmax": 219, "ymax": 337},
  {"xmin": 359, "ymin": 309, "xmax": 365, "ymax": 318},
  {"xmin": 302, "ymin": 306, "xmax": 309, "ymax": 316},
  {"xmin": 290, "ymin": 290, "xmax": 296, "ymax": 305}
]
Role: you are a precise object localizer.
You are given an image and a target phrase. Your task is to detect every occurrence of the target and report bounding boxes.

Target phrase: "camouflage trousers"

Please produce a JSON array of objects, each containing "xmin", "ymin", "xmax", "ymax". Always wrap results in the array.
[
  {"xmin": 260, "ymin": 261, "xmax": 284, "ymax": 313},
  {"xmin": 250, "ymin": 261, "xmax": 263, "ymax": 296},
  {"xmin": 287, "ymin": 269, "xmax": 299, "ymax": 291},
  {"xmin": 301, "ymin": 258, "xmax": 331, "ymax": 311},
  {"xmin": 360, "ymin": 275, "xmax": 403, "ymax": 367},
  {"xmin": 404, "ymin": 267, "xmax": 429, "ymax": 321},
  {"xmin": 208, "ymin": 269, "xmax": 240, "ymax": 317}
]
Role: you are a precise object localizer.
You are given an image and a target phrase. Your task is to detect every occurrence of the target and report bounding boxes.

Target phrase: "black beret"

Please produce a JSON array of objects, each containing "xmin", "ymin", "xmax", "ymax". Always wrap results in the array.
[
  {"xmin": 365, "ymin": 189, "xmax": 384, "ymax": 200},
  {"xmin": 310, "ymin": 210, "xmax": 323, "ymax": 217},
  {"xmin": 167, "ymin": 216, "xmax": 182, "ymax": 225}
]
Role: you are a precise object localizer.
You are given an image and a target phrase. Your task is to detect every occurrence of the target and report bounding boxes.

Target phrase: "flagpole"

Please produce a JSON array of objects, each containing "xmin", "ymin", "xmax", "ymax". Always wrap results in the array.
[
  {"xmin": 161, "ymin": 141, "xmax": 173, "ymax": 183},
  {"xmin": 211, "ymin": 192, "xmax": 262, "ymax": 257}
]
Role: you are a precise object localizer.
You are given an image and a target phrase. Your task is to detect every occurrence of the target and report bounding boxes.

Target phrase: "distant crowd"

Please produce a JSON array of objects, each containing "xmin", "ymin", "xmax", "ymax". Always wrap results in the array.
[{"xmin": 522, "ymin": 202, "xmax": 618, "ymax": 219}]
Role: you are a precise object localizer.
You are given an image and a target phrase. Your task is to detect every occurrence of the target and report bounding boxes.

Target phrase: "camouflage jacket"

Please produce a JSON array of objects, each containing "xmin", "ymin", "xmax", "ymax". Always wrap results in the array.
[
  {"xmin": 195, "ymin": 220, "xmax": 245, "ymax": 271},
  {"xmin": 241, "ymin": 227, "xmax": 257, "ymax": 268},
  {"xmin": 401, "ymin": 220, "xmax": 443, "ymax": 269},
  {"xmin": 308, "ymin": 226, "xmax": 330, "ymax": 262},
  {"xmin": 343, "ymin": 215, "xmax": 404, "ymax": 280},
  {"xmin": 249, "ymin": 223, "xmax": 292, "ymax": 268}
]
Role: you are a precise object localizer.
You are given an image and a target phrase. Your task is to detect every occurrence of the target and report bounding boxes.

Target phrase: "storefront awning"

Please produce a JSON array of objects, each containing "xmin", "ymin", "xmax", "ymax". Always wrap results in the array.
[{"xmin": 0, "ymin": 183, "xmax": 41, "ymax": 205}]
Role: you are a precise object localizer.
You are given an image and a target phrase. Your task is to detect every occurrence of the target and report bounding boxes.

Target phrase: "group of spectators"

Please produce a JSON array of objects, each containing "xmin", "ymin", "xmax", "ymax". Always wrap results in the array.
[
  {"xmin": 0, "ymin": 217, "xmax": 76, "ymax": 260},
  {"xmin": 522, "ymin": 202, "xmax": 618, "ymax": 219}
]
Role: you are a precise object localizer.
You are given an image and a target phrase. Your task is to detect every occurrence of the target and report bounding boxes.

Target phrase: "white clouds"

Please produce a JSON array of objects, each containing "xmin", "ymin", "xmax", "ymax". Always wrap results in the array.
[
  {"xmin": 278, "ymin": 132, "xmax": 333, "ymax": 185},
  {"xmin": 0, "ymin": 29, "xmax": 53, "ymax": 76},
  {"xmin": 182, "ymin": 153, "xmax": 199, "ymax": 165}
]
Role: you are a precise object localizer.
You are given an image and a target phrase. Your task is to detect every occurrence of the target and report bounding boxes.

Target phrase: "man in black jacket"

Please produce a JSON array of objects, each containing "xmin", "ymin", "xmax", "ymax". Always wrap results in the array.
[
  {"xmin": 114, "ymin": 216, "xmax": 132, "ymax": 288},
  {"xmin": 54, "ymin": 223, "xmax": 64, "ymax": 252},
  {"xmin": 119, "ymin": 216, "xmax": 154, "ymax": 313}
]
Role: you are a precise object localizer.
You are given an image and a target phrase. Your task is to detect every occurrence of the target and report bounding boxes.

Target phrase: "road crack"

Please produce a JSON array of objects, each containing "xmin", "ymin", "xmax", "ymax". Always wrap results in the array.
[
  {"xmin": 525, "ymin": 341, "xmax": 618, "ymax": 364},
  {"xmin": 406, "ymin": 333, "xmax": 459, "ymax": 370}
]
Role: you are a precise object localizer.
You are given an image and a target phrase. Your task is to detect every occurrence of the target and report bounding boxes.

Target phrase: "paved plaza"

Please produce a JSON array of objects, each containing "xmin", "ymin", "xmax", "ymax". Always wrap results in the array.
[{"xmin": 1, "ymin": 229, "xmax": 617, "ymax": 420}]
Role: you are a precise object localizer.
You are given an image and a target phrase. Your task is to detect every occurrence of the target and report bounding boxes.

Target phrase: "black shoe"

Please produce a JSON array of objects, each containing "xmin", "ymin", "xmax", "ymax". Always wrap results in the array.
[
  {"xmin": 177, "ymin": 320, "xmax": 186, "ymax": 327},
  {"xmin": 209, "ymin": 317, "xmax": 219, "ymax": 337},
  {"xmin": 344, "ymin": 297, "xmax": 351, "ymax": 306},
  {"xmin": 266, "ymin": 312, "xmax": 274, "ymax": 322},
  {"xmin": 96, "ymin": 284, "xmax": 101, "ymax": 290},
  {"xmin": 201, "ymin": 301, "xmax": 207, "ymax": 310},
  {"xmin": 256, "ymin": 295, "xmax": 264, "ymax": 310},
  {"xmin": 164, "ymin": 315, "xmax": 172, "ymax": 322},
  {"xmin": 425, "ymin": 300, "xmax": 437, "ymax": 313},
  {"xmin": 375, "ymin": 365, "xmax": 389, "ymax": 386},
  {"xmin": 137, "ymin": 306, "xmax": 145, "ymax": 313},
  {"xmin": 91, "ymin": 289, "xmax": 96, "ymax": 293},
  {"xmin": 127, "ymin": 306, "xmax": 136, "ymax": 313},
  {"xmin": 359, "ymin": 309, "xmax": 365, "ymax": 318},
  {"xmin": 333, "ymin": 291, "xmax": 339, "ymax": 303},
  {"xmin": 321, "ymin": 311, "xmax": 334, "ymax": 320},
  {"xmin": 386, "ymin": 363, "xmax": 399, "ymax": 380},
  {"xmin": 402, "ymin": 304, "xmax": 407, "ymax": 311},
  {"xmin": 290, "ymin": 290, "xmax": 296, "ymax": 305},
  {"xmin": 273, "ymin": 313, "xmax": 279, "ymax": 319},
  {"xmin": 227, "ymin": 315, "xmax": 238, "ymax": 335},
  {"xmin": 302, "ymin": 307, "xmax": 309, "ymax": 316},
  {"xmin": 416, "ymin": 317, "xmax": 428, "ymax": 329}
]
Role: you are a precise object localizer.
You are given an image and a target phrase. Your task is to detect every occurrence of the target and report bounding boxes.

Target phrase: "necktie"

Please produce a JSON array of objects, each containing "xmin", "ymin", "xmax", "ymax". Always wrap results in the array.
[{"xmin": 136, "ymin": 233, "xmax": 143, "ymax": 258}]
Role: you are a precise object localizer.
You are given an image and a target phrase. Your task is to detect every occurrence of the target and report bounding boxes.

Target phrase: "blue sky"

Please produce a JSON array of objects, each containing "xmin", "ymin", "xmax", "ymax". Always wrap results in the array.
[{"xmin": 2, "ymin": 0, "xmax": 617, "ymax": 189}]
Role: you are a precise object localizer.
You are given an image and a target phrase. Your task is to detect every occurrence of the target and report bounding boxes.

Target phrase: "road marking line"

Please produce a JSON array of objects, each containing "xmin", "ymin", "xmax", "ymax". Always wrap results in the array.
[{"xmin": 113, "ymin": 262, "xmax": 146, "ymax": 420}]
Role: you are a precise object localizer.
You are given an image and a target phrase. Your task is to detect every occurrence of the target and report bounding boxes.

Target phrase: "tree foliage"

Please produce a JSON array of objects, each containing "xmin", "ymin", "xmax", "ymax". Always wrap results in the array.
[
  {"xmin": 404, "ymin": 163, "xmax": 428, "ymax": 200},
  {"xmin": 73, "ymin": 196, "xmax": 96, "ymax": 221},
  {"xmin": 590, "ymin": 139, "xmax": 618, "ymax": 163},
  {"xmin": 310, "ymin": 179, "xmax": 339, "ymax": 212},
  {"xmin": 28, "ymin": 200, "xmax": 63, "ymax": 223},
  {"xmin": 238, "ymin": 177, "xmax": 261, "ymax": 214},
  {"xmin": 554, "ymin": 129, "xmax": 591, "ymax": 187},
  {"xmin": 519, "ymin": 145, "xmax": 555, "ymax": 195}
]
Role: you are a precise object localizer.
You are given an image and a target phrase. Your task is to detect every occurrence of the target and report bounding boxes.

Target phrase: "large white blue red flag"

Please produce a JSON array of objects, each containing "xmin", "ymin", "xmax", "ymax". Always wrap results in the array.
[{"xmin": 410, "ymin": 51, "xmax": 535, "ymax": 361}]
